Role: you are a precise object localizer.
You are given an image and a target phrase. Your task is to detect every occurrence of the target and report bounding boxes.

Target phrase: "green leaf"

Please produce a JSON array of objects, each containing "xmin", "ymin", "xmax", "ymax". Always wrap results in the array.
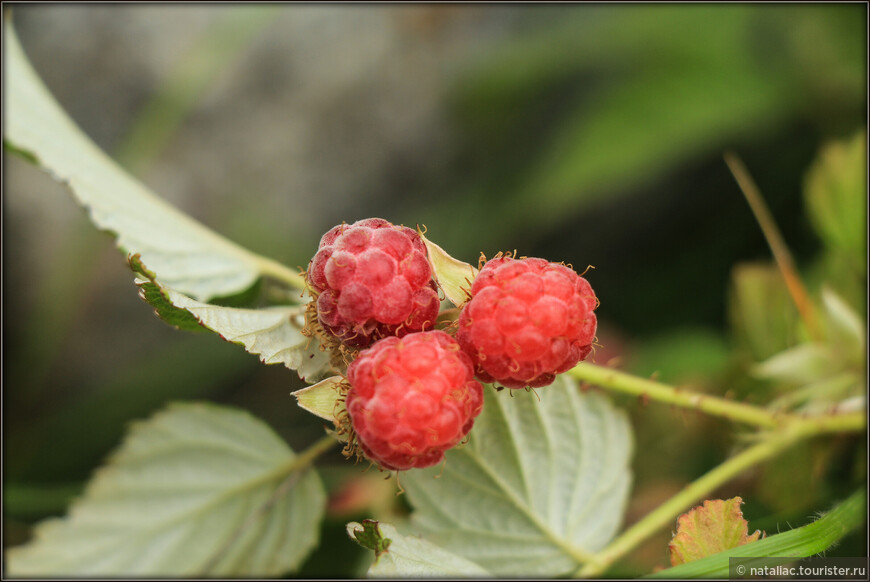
[
  {"xmin": 420, "ymin": 231, "xmax": 478, "ymax": 307},
  {"xmin": 346, "ymin": 521, "xmax": 492, "ymax": 577},
  {"xmin": 293, "ymin": 376, "xmax": 345, "ymax": 422},
  {"xmin": 751, "ymin": 343, "xmax": 833, "ymax": 385},
  {"xmin": 5, "ymin": 402, "xmax": 326, "ymax": 577},
  {"xmin": 728, "ymin": 263, "xmax": 800, "ymax": 362},
  {"xmin": 347, "ymin": 519, "xmax": 392, "ymax": 558},
  {"xmin": 647, "ymin": 490, "xmax": 866, "ymax": 578},
  {"xmin": 402, "ymin": 375, "xmax": 633, "ymax": 577},
  {"xmin": 821, "ymin": 286, "xmax": 865, "ymax": 359},
  {"xmin": 132, "ymin": 257, "xmax": 331, "ymax": 382},
  {"xmin": 804, "ymin": 130, "xmax": 867, "ymax": 268},
  {"xmin": 669, "ymin": 497, "xmax": 762, "ymax": 566},
  {"xmin": 3, "ymin": 15, "xmax": 303, "ymax": 301}
]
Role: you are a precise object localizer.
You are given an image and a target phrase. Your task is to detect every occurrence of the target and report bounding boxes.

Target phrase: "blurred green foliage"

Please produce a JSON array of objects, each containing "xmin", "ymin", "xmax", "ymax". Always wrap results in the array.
[{"xmin": 3, "ymin": 4, "xmax": 865, "ymax": 576}]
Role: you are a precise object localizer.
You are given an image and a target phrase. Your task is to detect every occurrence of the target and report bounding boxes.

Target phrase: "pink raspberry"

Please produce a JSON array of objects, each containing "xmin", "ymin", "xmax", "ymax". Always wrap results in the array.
[
  {"xmin": 344, "ymin": 330, "xmax": 484, "ymax": 471},
  {"xmin": 456, "ymin": 256, "xmax": 597, "ymax": 389},
  {"xmin": 306, "ymin": 218, "xmax": 440, "ymax": 348}
]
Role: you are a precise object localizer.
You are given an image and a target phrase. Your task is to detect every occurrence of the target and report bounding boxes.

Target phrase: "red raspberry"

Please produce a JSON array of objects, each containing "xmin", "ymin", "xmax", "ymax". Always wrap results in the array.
[
  {"xmin": 456, "ymin": 256, "xmax": 597, "ymax": 389},
  {"xmin": 344, "ymin": 330, "xmax": 484, "ymax": 471},
  {"xmin": 306, "ymin": 218, "xmax": 440, "ymax": 348}
]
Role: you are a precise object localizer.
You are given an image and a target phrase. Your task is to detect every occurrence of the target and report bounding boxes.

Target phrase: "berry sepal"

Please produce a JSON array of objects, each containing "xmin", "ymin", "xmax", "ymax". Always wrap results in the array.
[
  {"xmin": 292, "ymin": 375, "xmax": 346, "ymax": 422},
  {"xmin": 419, "ymin": 228, "xmax": 478, "ymax": 308}
]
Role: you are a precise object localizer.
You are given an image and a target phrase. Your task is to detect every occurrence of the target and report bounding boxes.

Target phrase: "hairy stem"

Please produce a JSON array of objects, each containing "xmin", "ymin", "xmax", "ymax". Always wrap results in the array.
[
  {"xmin": 576, "ymin": 428, "xmax": 798, "ymax": 577},
  {"xmin": 573, "ymin": 413, "xmax": 865, "ymax": 577},
  {"xmin": 569, "ymin": 363, "xmax": 781, "ymax": 428}
]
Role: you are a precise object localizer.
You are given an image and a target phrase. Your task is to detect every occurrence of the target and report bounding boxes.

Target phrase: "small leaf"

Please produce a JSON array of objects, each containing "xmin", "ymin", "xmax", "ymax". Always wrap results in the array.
[
  {"xmin": 649, "ymin": 490, "xmax": 865, "ymax": 578},
  {"xmin": 347, "ymin": 519, "xmax": 392, "ymax": 558},
  {"xmin": 403, "ymin": 375, "xmax": 633, "ymax": 577},
  {"xmin": 4, "ymin": 17, "xmax": 303, "ymax": 301},
  {"xmin": 804, "ymin": 130, "xmax": 867, "ymax": 266},
  {"xmin": 751, "ymin": 343, "xmax": 833, "ymax": 385},
  {"xmin": 133, "ymin": 259, "xmax": 331, "ymax": 382},
  {"xmin": 420, "ymin": 230, "xmax": 478, "ymax": 307},
  {"xmin": 293, "ymin": 376, "xmax": 345, "ymax": 422},
  {"xmin": 346, "ymin": 521, "xmax": 492, "ymax": 577},
  {"xmin": 669, "ymin": 497, "xmax": 762, "ymax": 566},
  {"xmin": 821, "ymin": 286, "xmax": 865, "ymax": 357},
  {"xmin": 5, "ymin": 402, "xmax": 326, "ymax": 576}
]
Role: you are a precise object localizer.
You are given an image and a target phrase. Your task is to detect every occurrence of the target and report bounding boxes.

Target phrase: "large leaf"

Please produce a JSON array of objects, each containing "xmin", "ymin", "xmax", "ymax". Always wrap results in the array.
[
  {"xmin": 5, "ymin": 403, "xmax": 326, "ymax": 577},
  {"xmin": 402, "ymin": 375, "xmax": 633, "ymax": 577},
  {"xmin": 346, "ymin": 520, "xmax": 492, "ymax": 577},
  {"xmin": 132, "ymin": 256, "xmax": 331, "ymax": 382},
  {"xmin": 4, "ymin": 15, "xmax": 303, "ymax": 301}
]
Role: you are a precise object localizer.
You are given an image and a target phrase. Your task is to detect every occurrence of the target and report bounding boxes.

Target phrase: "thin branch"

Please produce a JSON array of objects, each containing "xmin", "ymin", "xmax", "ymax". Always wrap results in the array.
[
  {"xmin": 569, "ymin": 363, "xmax": 781, "ymax": 429},
  {"xmin": 574, "ymin": 425, "xmax": 807, "ymax": 577},
  {"xmin": 724, "ymin": 152, "xmax": 822, "ymax": 341}
]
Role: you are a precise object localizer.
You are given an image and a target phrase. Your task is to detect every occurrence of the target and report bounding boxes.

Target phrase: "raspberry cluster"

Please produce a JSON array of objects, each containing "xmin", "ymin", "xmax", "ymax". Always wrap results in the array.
[
  {"xmin": 305, "ymin": 219, "xmax": 598, "ymax": 471},
  {"xmin": 344, "ymin": 331, "xmax": 484, "ymax": 471},
  {"xmin": 456, "ymin": 256, "xmax": 597, "ymax": 389},
  {"xmin": 305, "ymin": 218, "xmax": 440, "ymax": 348}
]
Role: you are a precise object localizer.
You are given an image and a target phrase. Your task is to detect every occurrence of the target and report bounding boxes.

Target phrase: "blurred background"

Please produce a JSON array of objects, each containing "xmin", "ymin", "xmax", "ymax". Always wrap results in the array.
[{"xmin": 3, "ymin": 4, "xmax": 866, "ymax": 576}]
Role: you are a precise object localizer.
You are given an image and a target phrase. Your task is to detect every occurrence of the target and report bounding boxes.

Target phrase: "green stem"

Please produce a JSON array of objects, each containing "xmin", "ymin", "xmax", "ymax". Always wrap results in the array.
[
  {"xmin": 575, "ymin": 426, "xmax": 807, "ymax": 577},
  {"xmin": 255, "ymin": 255, "xmax": 308, "ymax": 292},
  {"xmin": 287, "ymin": 433, "xmax": 341, "ymax": 472},
  {"xmin": 569, "ymin": 363, "xmax": 781, "ymax": 428}
]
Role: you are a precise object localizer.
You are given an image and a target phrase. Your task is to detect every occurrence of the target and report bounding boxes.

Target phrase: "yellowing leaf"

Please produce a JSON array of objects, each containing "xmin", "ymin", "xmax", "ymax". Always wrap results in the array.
[
  {"xmin": 669, "ymin": 497, "xmax": 762, "ymax": 566},
  {"xmin": 420, "ymin": 230, "xmax": 478, "ymax": 307},
  {"xmin": 292, "ymin": 376, "xmax": 345, "ymax": 422}
]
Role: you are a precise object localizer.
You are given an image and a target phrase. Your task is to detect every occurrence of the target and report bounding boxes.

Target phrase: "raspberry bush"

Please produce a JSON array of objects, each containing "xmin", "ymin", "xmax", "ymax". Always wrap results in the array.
[{"xmin": 6, "ymin": 12, "xmax": 865, "ymax": 580}]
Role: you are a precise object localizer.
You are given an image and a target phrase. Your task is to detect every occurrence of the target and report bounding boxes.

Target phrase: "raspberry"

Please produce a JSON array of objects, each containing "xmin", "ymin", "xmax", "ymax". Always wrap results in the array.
[
  {"xmin": 456, "ymin": 255, "xmax": 597, "ymax": 389},
  {"xmin": 344, "ymin": 330, "xmax": 484, "ymax": 471},
  {"xmin": 306, "ymin": 218, "xmax": 440, "ymax": 348}
]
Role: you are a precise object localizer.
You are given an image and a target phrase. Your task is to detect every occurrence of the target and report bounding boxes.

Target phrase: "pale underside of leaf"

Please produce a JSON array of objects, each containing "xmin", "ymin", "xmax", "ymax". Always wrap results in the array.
[
  {"xmin": 132, "ymin": 263, "xmax": 331, "ymax": 381},
  {"xmin": 649, "ymin": 489, "xmax": 866, "ymax": 579},
  {"xmin": 346, "ymin": 521, "xmax": 492, "ymax": 577},
  {"xmin": 293, "ymin": 376, "xmax": 346, "ymax": 422},
  {"xmin": 420, "ymin": 230, "xmax": 478, "ymax": 307},
  {"xmin": 5, "ymin": 402, "xmax": 325, "ymax": 577},
  {"xmin": 4, "ymin": 16, "xmax": 300, "ymax": 301},
  {"xmin": 402, "ymin": 376, "xmax": 633, "ymax": 577}
]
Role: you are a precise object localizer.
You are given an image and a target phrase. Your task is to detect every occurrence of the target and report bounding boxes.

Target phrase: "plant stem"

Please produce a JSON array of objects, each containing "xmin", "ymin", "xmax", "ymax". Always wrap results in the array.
[
  {"xmin": 573, "ymin": 407, "xmax": 866, "ymax": 578},
  {"xmin": 569, "ymin": 363, "xmax": 781, "ymax": 428},
  {"xmin": 288, "ymin": 433, "xmax": 341, "ymax": 472},
  {"xmin": 255, "ymin": 255, "xmax": 308, "ymax": 291},
  {"xmin": 574, "ymin": 426, "xmax": 806, "ymax": 577},
  {"xmin": 723, "ymin": 152, "xmax": 822, "ymax": 342}
]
